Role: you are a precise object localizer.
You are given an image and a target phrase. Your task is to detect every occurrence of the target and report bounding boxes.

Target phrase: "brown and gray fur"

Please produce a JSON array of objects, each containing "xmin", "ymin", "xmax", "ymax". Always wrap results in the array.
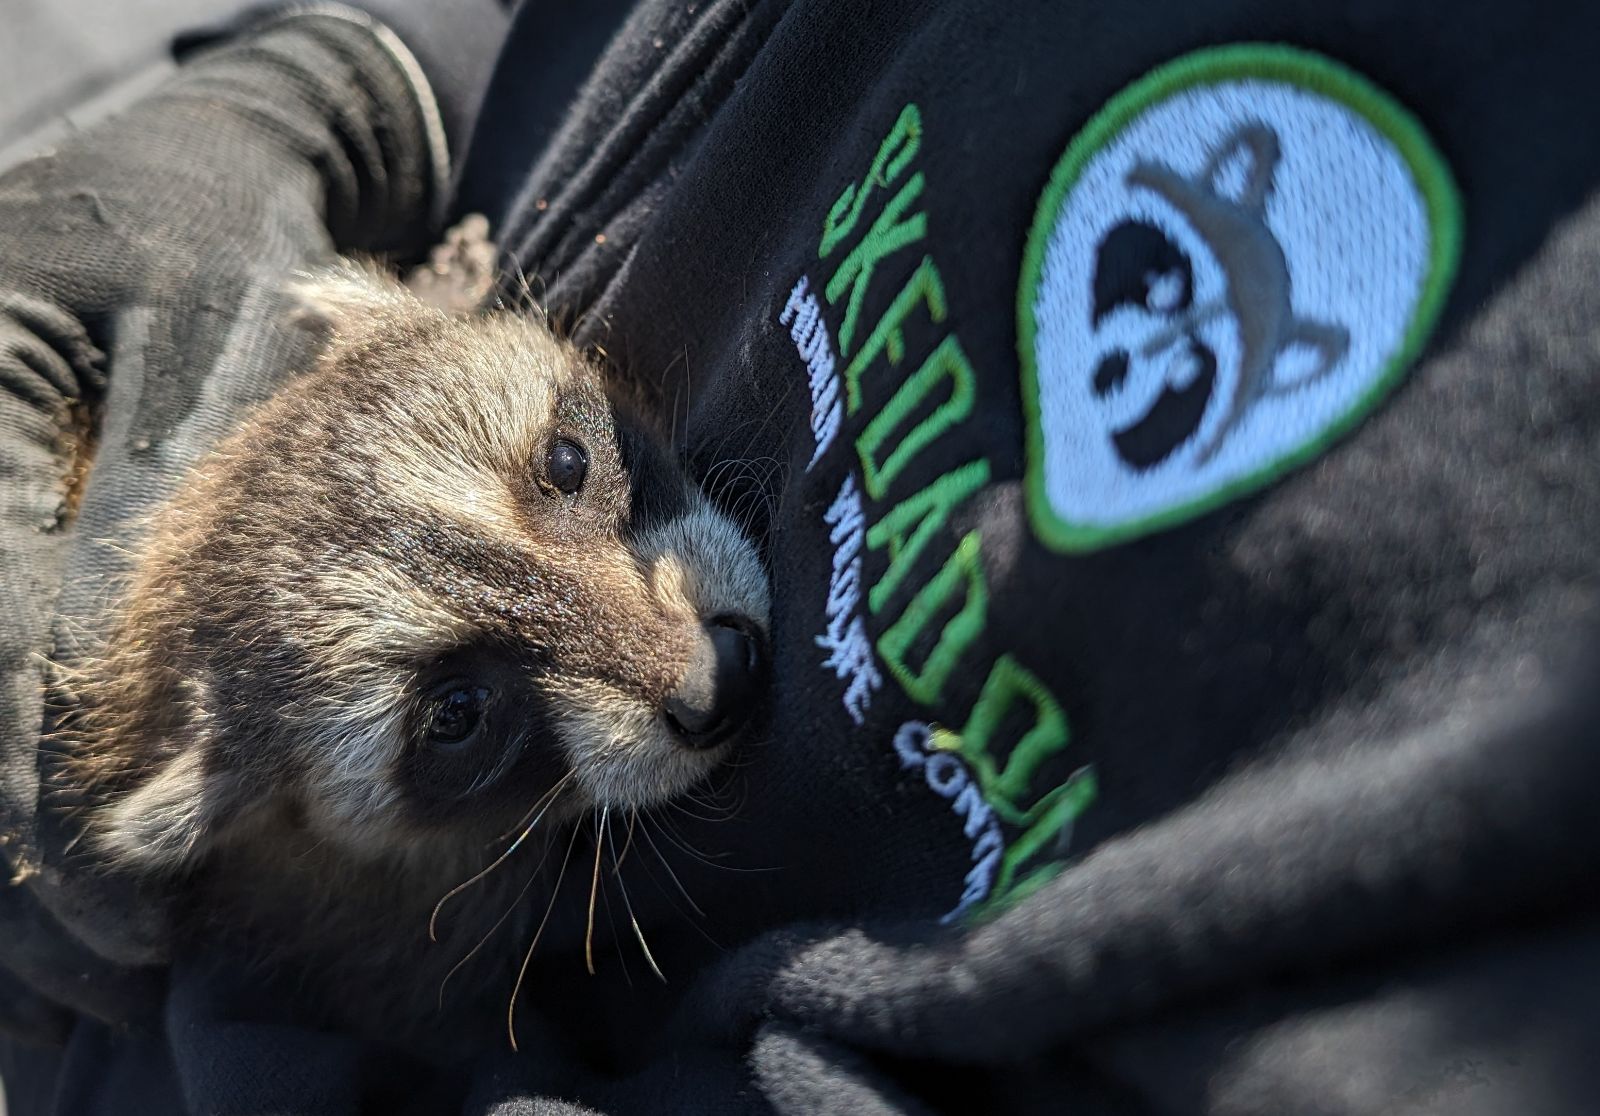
[{"xmin": 57, "ymin": 260, "xmax": 770, "ymax": 1048}]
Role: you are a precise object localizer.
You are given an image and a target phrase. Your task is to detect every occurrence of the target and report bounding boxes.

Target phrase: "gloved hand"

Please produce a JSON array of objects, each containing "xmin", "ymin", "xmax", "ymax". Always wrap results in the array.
[{"xmin": 0, "ymin": 6, "xmax": 449, "ymax": 1040}]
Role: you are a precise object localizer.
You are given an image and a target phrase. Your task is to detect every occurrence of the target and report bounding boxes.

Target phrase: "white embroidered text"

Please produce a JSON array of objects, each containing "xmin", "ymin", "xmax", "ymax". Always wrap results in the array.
[
  {"xmin": 815, "ymin": 473, "xmax": 881, "ymax": 725},
  {"xmin": 778, "ymin": 275, "xmax": 843, "ymax": 470},
  {"xmin": 894, "ymin": 721, "xmax": 1005, "ymax": 923}
]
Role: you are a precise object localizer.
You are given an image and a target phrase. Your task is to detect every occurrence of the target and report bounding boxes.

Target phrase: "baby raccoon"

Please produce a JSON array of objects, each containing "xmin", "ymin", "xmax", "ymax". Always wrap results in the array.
[{"xmin": 59, "ymin": 262, "xmax": 770, "ymax": 1048}]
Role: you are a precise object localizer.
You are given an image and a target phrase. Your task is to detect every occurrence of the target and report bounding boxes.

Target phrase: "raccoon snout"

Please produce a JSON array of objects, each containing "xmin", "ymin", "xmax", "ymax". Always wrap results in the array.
[{"xmin": 661, "ymin": 616, "xmax": 764, "ymax": 747}]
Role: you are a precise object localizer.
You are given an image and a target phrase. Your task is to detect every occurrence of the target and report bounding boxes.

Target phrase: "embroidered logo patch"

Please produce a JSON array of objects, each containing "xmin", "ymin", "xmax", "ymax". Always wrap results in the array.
[{"xmin": 1018, "ymin": 44, "xmax": 1461, "ymax": 551}]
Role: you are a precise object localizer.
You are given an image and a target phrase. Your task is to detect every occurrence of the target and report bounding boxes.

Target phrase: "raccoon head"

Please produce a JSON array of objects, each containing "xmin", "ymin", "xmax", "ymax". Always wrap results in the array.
[{"xmin": 80, "ymin": 264, "xmax": 770, "ymax": 872}]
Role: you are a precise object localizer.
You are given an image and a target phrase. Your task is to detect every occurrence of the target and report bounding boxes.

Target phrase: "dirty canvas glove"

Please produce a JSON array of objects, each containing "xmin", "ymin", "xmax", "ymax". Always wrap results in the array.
[{"xmin": 0, "ymin": 6, "xmax": 448, "ymax": 1036}]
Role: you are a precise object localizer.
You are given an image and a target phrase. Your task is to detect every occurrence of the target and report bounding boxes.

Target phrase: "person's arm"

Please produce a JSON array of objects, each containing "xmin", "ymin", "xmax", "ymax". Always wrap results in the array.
[{"xmin": 0, "ymin": 6, "xmax": 447, "ymax": 1035}]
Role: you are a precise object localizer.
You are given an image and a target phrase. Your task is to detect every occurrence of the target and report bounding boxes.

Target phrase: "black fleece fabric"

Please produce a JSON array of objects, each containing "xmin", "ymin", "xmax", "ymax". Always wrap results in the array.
[{"xmin": 4, "ymin": 0, "xmax": 1600, "ymax": 1113}]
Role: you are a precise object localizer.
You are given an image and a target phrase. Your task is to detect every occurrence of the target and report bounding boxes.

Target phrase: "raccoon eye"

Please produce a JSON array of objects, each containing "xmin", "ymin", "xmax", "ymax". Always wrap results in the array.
[
  {"xmin": 426, "ymin": 685, "xmax": 490, "ymax": 750},
  {"xmin": 547, "ymin": 438, "xmax": 588, "ymax": 495}
]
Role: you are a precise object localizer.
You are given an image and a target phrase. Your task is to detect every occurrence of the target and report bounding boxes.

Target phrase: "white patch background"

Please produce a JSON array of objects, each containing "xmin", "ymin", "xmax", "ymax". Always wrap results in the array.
[{"xmin": 1032, "ymin": 78, "xmax": 1432, "ymax": 535}]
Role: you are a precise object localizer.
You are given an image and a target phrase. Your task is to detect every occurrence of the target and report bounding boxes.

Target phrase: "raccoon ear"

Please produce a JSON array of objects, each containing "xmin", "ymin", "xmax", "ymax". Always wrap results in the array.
[
  {"xmin": 288, "ymin": 259, "xmax": 416, "ymax": 338},
  {"xmin": 95, "ymin": 749, "xmax": 247, "ymax": 875},
  {"xmin": 1202, "ymin": 122, "xmax": 1281, "ymax": 211}
]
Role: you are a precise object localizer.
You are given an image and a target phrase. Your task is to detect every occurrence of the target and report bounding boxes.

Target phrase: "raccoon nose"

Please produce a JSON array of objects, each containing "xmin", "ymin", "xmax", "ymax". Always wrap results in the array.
[{"xmin": 663, "ymin": 617, "xmax": 762, "ymax": 747}]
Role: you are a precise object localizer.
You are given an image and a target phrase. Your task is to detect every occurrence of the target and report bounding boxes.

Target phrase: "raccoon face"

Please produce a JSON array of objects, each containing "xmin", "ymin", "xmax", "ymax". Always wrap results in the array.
[{"xmin": 84, "ymin": 266, "xmax": 770, "ymax": 871}]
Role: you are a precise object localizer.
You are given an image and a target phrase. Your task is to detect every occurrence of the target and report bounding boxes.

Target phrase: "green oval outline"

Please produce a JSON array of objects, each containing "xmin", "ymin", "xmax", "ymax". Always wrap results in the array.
[{"xmin": 1016, "ymin": 43, "xmax": 1463, "ymax": 553}]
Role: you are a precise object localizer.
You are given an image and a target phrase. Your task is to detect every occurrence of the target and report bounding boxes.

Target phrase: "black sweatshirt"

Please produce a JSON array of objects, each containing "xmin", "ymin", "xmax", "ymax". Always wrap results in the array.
[{"xmin": 4, "ymin": 1, "xmax": 1600, "ymax": 1113}]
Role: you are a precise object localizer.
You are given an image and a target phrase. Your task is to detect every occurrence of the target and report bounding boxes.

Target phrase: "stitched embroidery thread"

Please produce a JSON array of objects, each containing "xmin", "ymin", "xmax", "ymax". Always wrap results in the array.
[
  {"xmin": 776, "ymin": 102, "xmax": 1099, "ymax": 922},
  {"xmin": 894, "ymin": 721, "xmax": 1006, "ymax": 923},
  {"xmin": 816, "ymin": 473, "xmax": 883, "ymax": 725},
  {"xmin": 1018, "ymin": 44, "xmax": 1462, "ymax": 551},
  {"xmin": 784, "ymin": 47, "xmax": 1457, "ymax": 921},
  {"xmin": 779, "ymin": 275, "xmax": 845, "ymax": 470}
]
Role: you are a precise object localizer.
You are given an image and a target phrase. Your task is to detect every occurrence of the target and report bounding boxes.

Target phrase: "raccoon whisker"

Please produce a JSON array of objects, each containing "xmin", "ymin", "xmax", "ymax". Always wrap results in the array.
[
  {"xmin": 431, "ymin": 776, "xmax": 571, "ymax": 941},
  {"xmin": 740, "ymin": 388, "xmax": 794, "ymax": 456},
  {"xmin": 653, "ymin": 346, "xmax": 692, "ymax": 458},
  {"xmin": 693, "ymin": 766, "xmax": 749, "ymax": 828},
  {"xmin": 654, "ymin": 808, "xmax": 778, "ymax": 875},
  {"xmin": 716, "ymin": 457, "xmax": 783, "ymax": 493},
  {"xmin": 563, "ymin": 299, "xmax": 599, "ymax": 345},
  {"xmin": 635, "ymin": 815, "xmax": 726, "ymax": 954},
  {"xmin": 502, "ymin": 257, "xmax": 543, "ymax": 316},
  {"xmin": 700, "ymin": 455, "xmax": 782, "ymax": 508},
  {"xmin": 698, "ymin": 404, "xmax": 769, "ymax": 454},
  {"xmin": 436, "ymin": 822, "xmax": 561, "ymax": 1012},
  {"xmin": 702, "ymin": 469, "xmax": 779, "ymax": 541},
  {"xmin": 728, "ymin": 478, "xmax": 783, "ymax": 547},
  {"xmin": 596, "ymin": 812, "xmax": 633, "ymax": 989},
  {"xmin": 611, "ymin": 807, "xmax": 639, "ymax": 876},
  {"xmin": 717, "ymin": 747, "xmax": 761, "ymax": 771},
  {"xmin": 635, "ymin": 812, "xmax": 706, "ymax": 919},
  {"xmin": 652, "ymin": 808, "xmax": 731, "ymax": 867},
  {"xmin": 495, "ymin": 768, "xmax": 577, "ymax": 843},
  {"xmin": 607, "ymin": 810, "xmax": 665, "ymax": 983},
  {"xmin": 669, "ymin": 378, "xmax": 683, "ymax": 456},
  {"xmin": 697, "ymin": 458, "xmax": 744, "ymax": 502},
  {"xmin": 293, "ymin": 834, "xmax": 333, "ymax": 862},
  {"xmin": 722, "ymin": 451, "xmax": 781, "ymax": 475},
  {"xmin": 699, "ymin": 453, "xmax": 742, "ymax": 480},
  {"xmin": 681, "ymin": 346, "xmax": 695, "ymax": 459},
  {"xmin": 725, "ymin": 489, "xmax": 762, "ymax": 534},
  {"xmin": 431, "ymin": 771, "xmax": 574, "ymax": 942},
  {"xmin": 721, "ymin": 393, "xmax": 797, "ymax": 491},
  {"xmin": 758, "ymin": 484, "xmax": 783, "ymax": 525},
  {"xmin": 733, "ymin": 477, "xmax": 784, "ymax": 521},
  {"xmin": 663, "ymin": 797, "xmax": 735, "ymax": 825},
  {"xmin": 682, "ymin": 799, "xmax": 741, "ymax": 827},
  {"xmin": 598, "ymin": 879, "xmax": 633, "ymax": 989},
  {"xmin": 508, "ymin": 821, "xmax": 583, "ymax": 1052},
  {"xmin": 584, "ymin": 805, "xmax": 607, "ymax": 976},
  {"xmin": 723, "ymin": 492, "xmax": 764, "ymax": 537},
  {"xmin": 704, "ymin": 434, "xmax": 755, "ymax": 504},
  {"xmin": 695, "ymin": 765, "xmax": 748, "ymax": 803},
  {"xmin": 677, "ymin": 784, "xmax": 745, "ymax": 822}
]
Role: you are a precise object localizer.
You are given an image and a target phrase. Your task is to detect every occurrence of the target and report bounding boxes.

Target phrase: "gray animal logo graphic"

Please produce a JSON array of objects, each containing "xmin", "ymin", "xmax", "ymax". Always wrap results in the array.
[{"xmin": 1090, "ymin": 122, "xmax": 1349, "ymax": 470}]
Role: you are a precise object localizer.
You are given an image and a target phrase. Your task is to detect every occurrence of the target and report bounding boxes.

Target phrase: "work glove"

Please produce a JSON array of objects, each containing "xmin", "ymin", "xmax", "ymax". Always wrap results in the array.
[{"xmin": 0, "ymin": 4, "xmax": 448, "ymax": 1041}]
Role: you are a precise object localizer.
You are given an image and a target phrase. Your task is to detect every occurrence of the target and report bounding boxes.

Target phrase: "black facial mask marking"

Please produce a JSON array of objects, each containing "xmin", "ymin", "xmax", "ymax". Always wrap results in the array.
[
  {"xmin": 1108, "ymin": 336, "xmax": 1218, "ymax": 471},
  {"xmin": 401, "ymin": 643, "xmax": 566, "ymax": 824},
  {"xmin": 1092, "ymin": 219, "xmax": 1194, "ymax": 324},
  {"xmin": 615, "ymin": 407, "xmax": 692, "ymax": 536},
  {"xmin": 1090, "ymin": 219, "xmax": 1215, "ymax": 469}
]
